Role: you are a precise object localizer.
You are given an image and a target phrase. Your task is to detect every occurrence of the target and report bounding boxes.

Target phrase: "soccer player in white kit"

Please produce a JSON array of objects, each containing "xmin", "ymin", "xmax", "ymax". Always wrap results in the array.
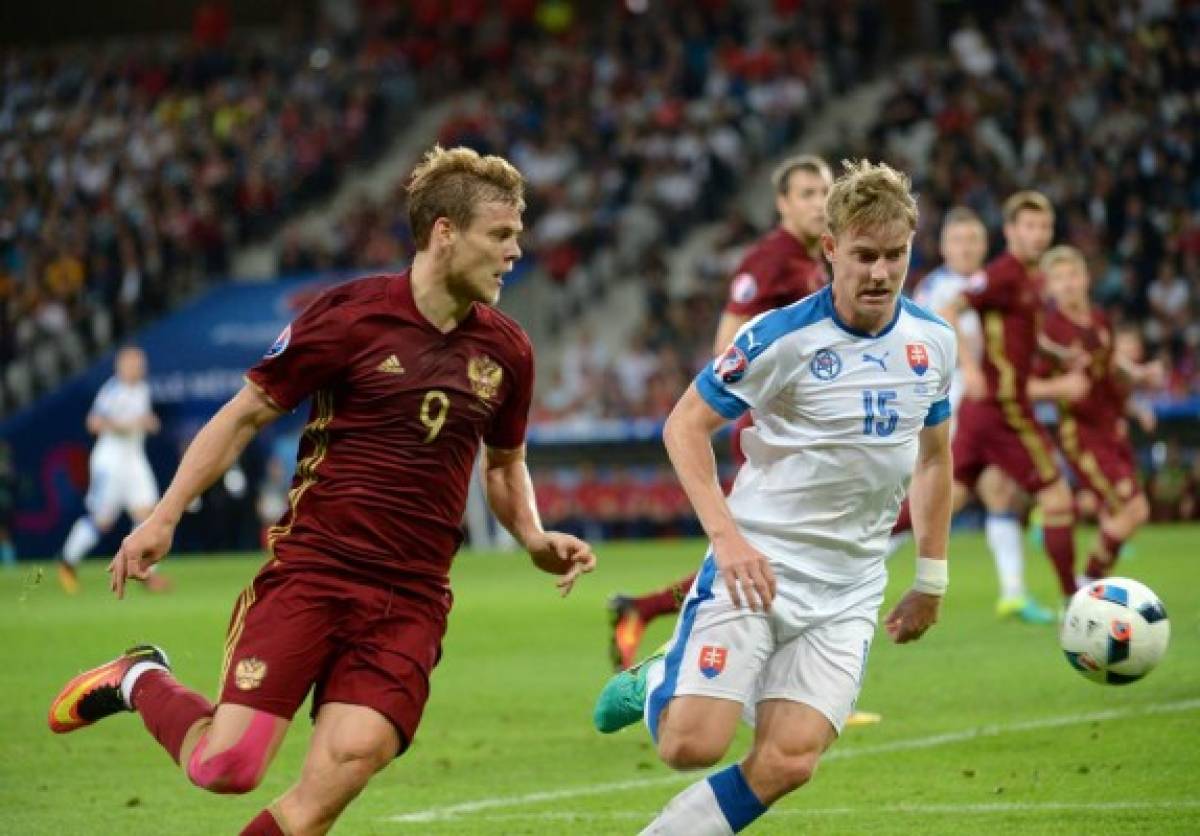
[
  {"xmin": 58, "ymin": 347, "xmax": 164, "ymax": 594},
  {"xmin": 594, "ymin": 161, "xmax": 956, "ymax": 834}
]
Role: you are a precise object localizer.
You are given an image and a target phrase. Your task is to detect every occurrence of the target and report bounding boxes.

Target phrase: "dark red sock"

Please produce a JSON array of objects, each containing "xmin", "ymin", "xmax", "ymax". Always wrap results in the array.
[
  {"xmin": 1086, "ymin": 530, "xmax": 1125, "ymax": 579},
  {"xmin": 1043, "ymin": 524, "xmax": 1078, "ymax": 596},
  {"xmin": 634, "ymin": 572, "xmax": 696, "ymax": 622},
  {"xmin": 891, "ymin": 500, "xmax": 912, "ymax": 535},
  {"xmin": 240, "ymin": 809, "xmax": 285, "ymax": 836},
  {"xmin": 131, "ymin": 670, "xmax": 214, "ymax": 764}
]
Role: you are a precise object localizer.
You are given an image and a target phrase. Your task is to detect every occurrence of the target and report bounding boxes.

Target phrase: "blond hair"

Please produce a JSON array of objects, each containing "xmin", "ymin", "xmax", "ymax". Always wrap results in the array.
[
  {"xmin": 771, "ymin": 154, "xmax": 832, "ymax": 195},
  {"xmin": 1002, "ymin": 190, "xmax": 1054, "ymax": 224},
  {"xmin": 1040, "ymin": 244, "xmax": 1087, "ymax": 275},
  {"xmin": 407, "ymin": 145, "xmax": 526, "ymax": 249},
  {"xmin": 825, "ymin": 159, "xmax": 918, "ymax": 239},
  {"xmin": 942, "ymin": 205, "xmax": 983, "ymax": 230}
]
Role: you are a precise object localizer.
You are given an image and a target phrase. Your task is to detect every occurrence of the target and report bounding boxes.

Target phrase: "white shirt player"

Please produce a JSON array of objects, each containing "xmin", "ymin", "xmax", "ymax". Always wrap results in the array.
[
  {"xmin": 913, "ymin": 265, "xmax": 980, "ymax": 411},
  {"xmin": 91, "ymin": 377, "xmax": 153, "ymax": 461},
  {"xmin": 86, "ymin": 376, "xmax": 159, "ymax": 518},
  {"xmin": 698, "ymin": 284, "xmax": 957, "ymax": 586}
]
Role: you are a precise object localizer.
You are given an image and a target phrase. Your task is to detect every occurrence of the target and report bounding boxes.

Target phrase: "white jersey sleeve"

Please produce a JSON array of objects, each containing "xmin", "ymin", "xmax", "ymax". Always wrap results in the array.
[{"xmin": 698, "ymin": 312, "xmax": 797, "ymax": 418}]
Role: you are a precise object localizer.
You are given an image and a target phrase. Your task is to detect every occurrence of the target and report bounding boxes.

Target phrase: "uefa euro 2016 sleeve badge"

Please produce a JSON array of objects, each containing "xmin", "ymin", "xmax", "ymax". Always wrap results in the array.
[
  {"xmin": 810, "ymin": 348, "xmax": 842, "ymax": 381},
  {"xmin": 714, "ymin": 345, "xmax": 748, "ymax": 384}
]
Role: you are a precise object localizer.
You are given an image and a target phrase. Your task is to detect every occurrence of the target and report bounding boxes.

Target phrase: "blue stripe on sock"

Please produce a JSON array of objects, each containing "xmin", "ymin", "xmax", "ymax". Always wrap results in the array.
[
  {"xmin": 987, "ymin": 512, "xmax": 1019, "ymax": 521},
  {"xmin": 707, "ymin": 764, "xmax": 767, "ymax": 832},
  {"xmin": 646, "ymin": 552, "xmax": 717, "ymax": 743}
]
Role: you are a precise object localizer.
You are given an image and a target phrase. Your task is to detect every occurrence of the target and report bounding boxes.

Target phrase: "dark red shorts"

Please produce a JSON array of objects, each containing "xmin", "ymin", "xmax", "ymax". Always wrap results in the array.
[
  {"xmin": 730, "ymin": 411, "xmax": 754, "ymax": 467},
  {"xmin": 952, "ymin": 399, "xmax": 1061, "ymax": 494},
  {"xmin": 1057, "ymin": 418, "xmax": 1140, "ymax": 514},
  {"xmin": 219, "ymin": 560, "xmax": 448, "ymax": 753}
]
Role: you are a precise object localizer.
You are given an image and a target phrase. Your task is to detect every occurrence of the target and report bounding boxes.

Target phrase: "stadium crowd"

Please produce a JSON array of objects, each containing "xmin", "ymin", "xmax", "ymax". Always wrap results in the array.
[
  {"xmin": 0, "ymin": 0, "xmax": 582, "ymax": 403},
  {"xmin": 542, "ymin": 1, "xmax": 1199, "ymax": 429},
  {"xmin": 282, "ymin": 1, "xmax": 882, "ymax": 291}
]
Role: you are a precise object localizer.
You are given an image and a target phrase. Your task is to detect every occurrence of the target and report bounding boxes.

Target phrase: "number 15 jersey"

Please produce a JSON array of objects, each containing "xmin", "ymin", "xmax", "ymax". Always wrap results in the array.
[
  {"xmin": 247, "ymin": 271, "xmax": 533, "ymax": 602},
  {"xmin": 697, "ymin": 285, "xmax": 956, "ymax": 584}
]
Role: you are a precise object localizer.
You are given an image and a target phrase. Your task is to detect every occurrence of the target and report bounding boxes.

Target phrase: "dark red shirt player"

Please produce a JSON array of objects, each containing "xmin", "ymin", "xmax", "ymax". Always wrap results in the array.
[{"xmin": 48, "ymin": 146, "xmax": 596, "ymax": 836}]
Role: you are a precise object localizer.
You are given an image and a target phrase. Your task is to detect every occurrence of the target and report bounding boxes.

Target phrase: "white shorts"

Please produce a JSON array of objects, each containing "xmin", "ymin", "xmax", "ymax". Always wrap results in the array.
[
  {"xmin": 86, "ymin": 454, "xmax": 159, "ymax": 520},
  {"xmin": 646, "ymin": 550, "xmax": 885, "ymax": 737}
]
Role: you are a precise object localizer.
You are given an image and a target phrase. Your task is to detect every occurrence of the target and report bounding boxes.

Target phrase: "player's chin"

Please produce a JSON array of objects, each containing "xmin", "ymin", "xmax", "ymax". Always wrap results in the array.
[{"xmin": 857, "ymin": 290, "xmax": 893, "ymax": 307}]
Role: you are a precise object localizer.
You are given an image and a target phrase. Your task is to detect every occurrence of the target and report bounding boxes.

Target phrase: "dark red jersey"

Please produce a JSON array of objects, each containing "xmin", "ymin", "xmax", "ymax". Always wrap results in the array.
[
  {"xmin": 723, "ymin": 227, "xmax": 826, "ymax": 317},
  {"xmin": 963, "ymin": 251, "xmax": 1044, "ymax": 404},
  {"xmin": 247, "ymin": 272, "xmax": 533, "ymax": 602},
  {"xmin": 1041, "ymin": 305, "xmax": 1127, "ymax": 434}
]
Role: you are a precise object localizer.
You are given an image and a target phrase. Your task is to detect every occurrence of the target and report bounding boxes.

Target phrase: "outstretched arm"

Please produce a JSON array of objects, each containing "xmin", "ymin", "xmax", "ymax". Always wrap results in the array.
[
  {"xmin": 885, "ymin": 419, "xmax": 952, "ymax": 643},
  {"xmin": 663, "ymin": 383, "xmax": 775, "ymax": 612},
  {"xmin": 484, "ymin": 444, "xmax": 596, "ymax": 596},
  {"xmin": 108, "ymin": 383, "xmax": 282, "ymax": 597}
]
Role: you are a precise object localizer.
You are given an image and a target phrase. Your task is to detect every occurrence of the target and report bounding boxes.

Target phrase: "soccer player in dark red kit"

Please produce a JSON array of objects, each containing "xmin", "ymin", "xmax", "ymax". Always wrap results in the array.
[
  {"xmin": 893, "ymin": 191, "xmax": 1087, "ymax": 604},
  {"xmin": 46, "ymin": 146, "xmax": 596, "ymax": 836},
  {"xmin": 1037, "ymin": 245, "xmax": 1164, "ymax": 583},
  {"xmin": 607, "ymin": 155, "xmax": 831, "ymax": 670}
]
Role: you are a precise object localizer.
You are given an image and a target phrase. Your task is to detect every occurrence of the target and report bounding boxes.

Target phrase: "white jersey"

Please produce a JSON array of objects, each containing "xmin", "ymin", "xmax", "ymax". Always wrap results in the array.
[
  {"xmin": 90, "ymin": 377, "xmax": 152, "ymax": 462},
  {"xmin": 913, "ymin": 265, "xmax": 980, "ymax": 411},
  {"xmin": 698, "ymin": 285, "xmax": 956, "ymax": 584}
]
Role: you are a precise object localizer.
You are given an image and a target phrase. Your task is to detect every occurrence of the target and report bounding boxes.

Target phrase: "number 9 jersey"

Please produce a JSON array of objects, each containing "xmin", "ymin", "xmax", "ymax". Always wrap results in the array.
[
  {"xmin": 698, "ymin": 285, "xmax": 957, "ymax": 585},
  {"xmin": 246, "ymin": 271, "xmax": 533, "ymax": 605}
]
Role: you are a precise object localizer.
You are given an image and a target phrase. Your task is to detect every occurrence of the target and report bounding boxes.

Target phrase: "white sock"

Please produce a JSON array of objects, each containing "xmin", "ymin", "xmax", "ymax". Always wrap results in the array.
[
  {"xmin": 985, "ymin": 513, "xmax": 1025, "ymax": 600},
  {"xmin": 640, "ymin": 778, "xmax": 734, "ymax": 836},
  {"xmin": 62, "ymin": 517, "xmax": 101, "ymax": 566},
  {"xmin": 120, "ymin": 661, "xmax": 168, "ymax": 710}
]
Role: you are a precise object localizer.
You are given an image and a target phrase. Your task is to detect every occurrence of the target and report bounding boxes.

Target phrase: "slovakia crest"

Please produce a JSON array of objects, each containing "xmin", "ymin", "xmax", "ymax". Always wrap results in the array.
[
  {"xmin": 730, "ymin": 272, "xmax": 758, "ymax": 304},
  {"xmin": 264, "ymin": 325, "xmax": 291, "ymax": 359},
  {"xmin": 714, "ymin": 345, "xmax": 748, "ymax": 384},
  {"xmin": 810, "ymin": 348, "xmax": 842, "ymax": 381},
  {"xmin": 698, "ymin": 645, "xmax": 728, "ymax": 679},
  {"xmin": 906, "ymin": 343, "xmax": 929, "ymax": 376}
]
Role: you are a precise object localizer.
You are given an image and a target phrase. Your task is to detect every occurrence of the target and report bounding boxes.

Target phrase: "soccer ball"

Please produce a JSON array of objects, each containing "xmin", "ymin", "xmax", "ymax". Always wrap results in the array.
[{"xmin": 1060, "ymin": 578, "xmax": 1170, "ymax": 685}]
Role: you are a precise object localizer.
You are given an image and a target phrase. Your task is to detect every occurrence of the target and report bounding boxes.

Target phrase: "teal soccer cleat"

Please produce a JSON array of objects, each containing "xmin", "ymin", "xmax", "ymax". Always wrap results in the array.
[{"xmin": 593, "ymin": 645, "xmax": 667, "ymax": 733}]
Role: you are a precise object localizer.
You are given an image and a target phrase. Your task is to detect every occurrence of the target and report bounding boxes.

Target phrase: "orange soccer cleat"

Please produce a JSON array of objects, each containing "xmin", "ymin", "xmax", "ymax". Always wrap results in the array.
[
  {"xmin": 607, "ymin": 595, "xmax": 647, "ymax": 671},
  {"xmin": 48, "ymin": 645, "xmax": 170, "ymax": 734}
]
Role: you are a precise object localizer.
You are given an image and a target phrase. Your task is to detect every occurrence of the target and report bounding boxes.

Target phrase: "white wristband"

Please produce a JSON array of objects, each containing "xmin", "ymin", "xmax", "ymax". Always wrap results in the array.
[{"xmin": 913, "ymin": 557, "xmax": 948, "ymax": 596}]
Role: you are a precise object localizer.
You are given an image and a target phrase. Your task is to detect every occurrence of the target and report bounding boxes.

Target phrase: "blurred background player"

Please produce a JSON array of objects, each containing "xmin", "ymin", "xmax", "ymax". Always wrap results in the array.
[
  {"xmin": 893, "ymin": 191, "xmax": 1088, "ymax": 606},
  {"xmin": 56, "ymin": 346, "xmax": 168, "ymax": 594},
  {"xmin": 910, "ymin": 208, "xmax": 1052, "ymax": 624},
  {"xmin": 1037, "ymin": 245, "xmax": 1165, "ymax": 584},
  {"xmin": 607, "ymin": 155, "xmax": 832, "ymax": 670}
]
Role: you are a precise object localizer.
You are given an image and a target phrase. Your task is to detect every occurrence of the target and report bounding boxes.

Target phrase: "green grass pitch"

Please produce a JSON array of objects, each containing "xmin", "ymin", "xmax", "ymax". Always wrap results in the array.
[{"xmin": 2, "ymin": 526, "xmax": 1198, "ymax": 834}]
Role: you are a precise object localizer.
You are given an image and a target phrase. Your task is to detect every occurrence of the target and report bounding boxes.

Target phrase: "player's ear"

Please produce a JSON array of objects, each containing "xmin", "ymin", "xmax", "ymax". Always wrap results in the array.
[
  {"xmin": 820, "ymin": 232, "xmax": 836, "ymax": 263},
  {"xmin": 433, "ymin": 216, "xmax": 456, "ymax": 247}
]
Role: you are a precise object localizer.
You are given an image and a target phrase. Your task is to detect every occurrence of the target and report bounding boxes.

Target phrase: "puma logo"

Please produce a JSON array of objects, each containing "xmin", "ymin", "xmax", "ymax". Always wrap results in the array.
[{"xmin": 863, "ymin": 351, "xmax": 889, "ymax": 371}]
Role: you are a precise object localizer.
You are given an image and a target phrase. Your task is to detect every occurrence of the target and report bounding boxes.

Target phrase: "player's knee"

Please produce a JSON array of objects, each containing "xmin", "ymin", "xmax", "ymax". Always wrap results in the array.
[
  {"xmin": 746, "ymin": 745, "xmax": 820, "ymax": 797},
  {"xmin": 325, "ymin": 730, "xmax": 394, "ymax": 782},
  {"xmin": 186, "ymin": 735, "xmax": 271, "ymax": 795},
  {"xmin": 657, "ymin": 732, "xmax": 725, "ymax": 770}
]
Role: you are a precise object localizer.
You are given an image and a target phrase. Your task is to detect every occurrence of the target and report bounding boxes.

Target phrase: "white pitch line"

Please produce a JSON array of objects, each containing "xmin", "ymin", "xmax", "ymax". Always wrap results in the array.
[
  {"xmin": 417, "ymin": 799, "xmax": 1200, "ymax": 824},
  {"xmin": 386, "ymin": 697, "xmax": 1200, "ymax": 825}
]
